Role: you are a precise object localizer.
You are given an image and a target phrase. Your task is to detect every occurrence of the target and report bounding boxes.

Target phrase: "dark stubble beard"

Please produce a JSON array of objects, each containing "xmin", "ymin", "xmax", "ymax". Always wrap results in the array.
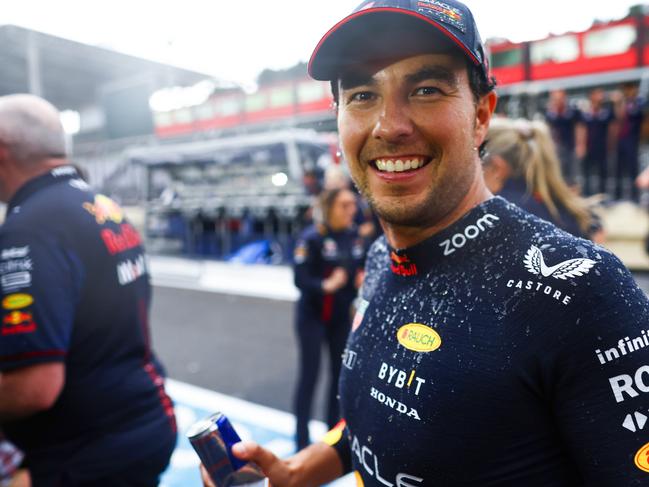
[{"xmin": 352, "ymin": 156, "xmax": 477, "ymax": 229}]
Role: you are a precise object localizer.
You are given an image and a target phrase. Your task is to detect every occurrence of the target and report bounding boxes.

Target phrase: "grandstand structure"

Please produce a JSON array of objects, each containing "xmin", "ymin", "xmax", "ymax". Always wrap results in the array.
[{"xmin": 0, "ymin": 24, "xmax": 214, "ymax": 196}]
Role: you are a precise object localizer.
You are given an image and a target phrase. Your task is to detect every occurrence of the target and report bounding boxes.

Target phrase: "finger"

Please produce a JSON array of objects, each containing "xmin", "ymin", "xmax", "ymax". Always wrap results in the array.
[
  {"xmin": 232, "ymin": 441, "xmax": 287, "ymax": 485},
  {"xmin": 200, "ymin": 464, "xmax": 217, "ymax": 487},
  {"xmin": 232, "ymin": 441, "xmax": 273, "ymax": 463}
]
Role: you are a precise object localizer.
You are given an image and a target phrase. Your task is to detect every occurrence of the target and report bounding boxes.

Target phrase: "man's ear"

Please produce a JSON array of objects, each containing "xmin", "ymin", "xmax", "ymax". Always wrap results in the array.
[
  {"xmin": 474, "ymin": 91, "xmax": 498, "ymax": 149},
  {"xmin": 482, "ymin": 154, "xmax": 511, "ymax": 193}
]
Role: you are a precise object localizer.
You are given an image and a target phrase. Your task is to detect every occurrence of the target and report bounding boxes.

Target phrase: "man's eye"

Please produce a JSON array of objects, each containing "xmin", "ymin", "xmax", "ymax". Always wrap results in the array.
[
  {"xmin": 349, "ymin": 91, "xmax": 375, "ymax": 102},
  {"xmin": 413, "ymin": 86, "xmax": 443, "ymax": 96}
]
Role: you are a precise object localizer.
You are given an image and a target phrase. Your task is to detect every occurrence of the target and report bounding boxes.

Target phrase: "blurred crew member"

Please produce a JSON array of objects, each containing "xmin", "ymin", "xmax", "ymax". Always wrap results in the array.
[
  {"xmin": 545, "ymin": 89, "xmax": 583, "ymax": 185},
  {"xmin": 292, "ymin": 188, "xmax": 365, "ymax": 450},
  {"xmin": 484, "ymin": 117, "xmax": 604, "ymax": 242},
  {"xmin": 0, "ymin": 95, "xmax": 176, "ymax": 486},
  {"xmin": 203, "ymin": 1, "xmax": 649, "ymax": 485},
  {"xmin": 581, "ymin": 88, "xmax": 616, "ymax": 196},
  {"xmin": 614, "ymin": 83, "xmax": 647, "ymax": 201}
]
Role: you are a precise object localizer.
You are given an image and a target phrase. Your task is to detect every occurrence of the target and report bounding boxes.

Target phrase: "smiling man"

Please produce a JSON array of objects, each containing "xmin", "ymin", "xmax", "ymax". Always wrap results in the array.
[{"xmin": 202, "ymin": 1, "xmax": 649, "ymax": 486}]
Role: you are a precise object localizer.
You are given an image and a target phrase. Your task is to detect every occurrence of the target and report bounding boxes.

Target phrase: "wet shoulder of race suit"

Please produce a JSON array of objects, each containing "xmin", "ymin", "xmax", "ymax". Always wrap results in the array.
[
  {"xmin": 0, "ymin": 166, "xmax": 175, "ymax": 484},
  {"xmin": 339, "ymin": 196, "xmax": 649, "ymax": 486}
]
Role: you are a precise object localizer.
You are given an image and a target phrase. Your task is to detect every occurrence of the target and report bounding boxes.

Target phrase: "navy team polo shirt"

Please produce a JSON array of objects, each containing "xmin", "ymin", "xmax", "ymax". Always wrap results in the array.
[
  {"xmin": 0, "ymin": 167, "xmax": 176, "ymax": 484},
  {"xmin": 330, "ymin": 196, "xmax": 649, "ymax": 486}
]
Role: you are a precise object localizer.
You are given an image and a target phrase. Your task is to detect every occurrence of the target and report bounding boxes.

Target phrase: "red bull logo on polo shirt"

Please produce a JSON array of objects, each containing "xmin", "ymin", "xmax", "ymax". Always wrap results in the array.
[{"xmin": 83, "ymin": 195, "xmax": 124, "ymax": 225}]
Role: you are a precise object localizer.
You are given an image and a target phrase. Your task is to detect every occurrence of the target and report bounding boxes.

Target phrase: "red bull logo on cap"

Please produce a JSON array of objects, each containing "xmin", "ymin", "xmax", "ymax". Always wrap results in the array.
[{"xmin": 83, "ymin": 195, "xmax": 124, "ymax": 225}]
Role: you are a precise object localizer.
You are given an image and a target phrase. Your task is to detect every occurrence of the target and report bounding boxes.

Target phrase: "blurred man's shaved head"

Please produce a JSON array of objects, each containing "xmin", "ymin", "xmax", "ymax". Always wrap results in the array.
[{"xmin": 0, "ymin": 94, "xmax": 66, "ymax": 164}]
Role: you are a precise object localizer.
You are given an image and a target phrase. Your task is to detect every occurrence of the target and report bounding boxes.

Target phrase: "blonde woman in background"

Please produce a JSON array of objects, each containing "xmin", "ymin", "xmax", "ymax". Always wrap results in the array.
[{"xmin": 483, "ymin": 117, "xmax": 605, "ymax": 243}]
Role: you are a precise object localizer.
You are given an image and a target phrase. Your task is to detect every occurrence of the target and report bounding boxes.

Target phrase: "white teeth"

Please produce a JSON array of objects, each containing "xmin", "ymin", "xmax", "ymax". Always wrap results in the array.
[{"xmin": 375, "ymin": 158, "xmax": 425, "ymax": 172}]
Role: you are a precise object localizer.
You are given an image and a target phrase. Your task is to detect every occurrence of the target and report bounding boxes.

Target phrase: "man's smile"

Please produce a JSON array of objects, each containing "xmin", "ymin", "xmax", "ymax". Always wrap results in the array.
[{"xmin": 371, "ymin": 156, "xmax": 431, "ymax": 173}]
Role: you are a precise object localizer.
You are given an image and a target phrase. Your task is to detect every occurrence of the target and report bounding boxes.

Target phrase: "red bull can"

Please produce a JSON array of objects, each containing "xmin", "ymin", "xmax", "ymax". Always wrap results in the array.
[{"xmin": 187, "ymin": 412, "xmax": 267, "ymax": 487}]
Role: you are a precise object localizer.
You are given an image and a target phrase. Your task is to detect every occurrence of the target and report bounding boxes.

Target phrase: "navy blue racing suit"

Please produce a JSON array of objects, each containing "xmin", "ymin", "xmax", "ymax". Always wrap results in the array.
[
  {"xmin": 0, "ymin": 167, "xmax": 176, "ymax": 486},
  {"xmin": 293, "ymin": 224, "xmax": 365, "ymax": 449},
  {"xmin": 326, "ymin": 196, "xmax": 649, "ymax": 486}
]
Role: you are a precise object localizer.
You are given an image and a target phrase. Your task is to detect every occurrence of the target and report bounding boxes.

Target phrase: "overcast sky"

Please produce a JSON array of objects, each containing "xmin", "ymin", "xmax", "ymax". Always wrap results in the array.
[{"xmin": 2, "ymin": 0, "xmax": 645, "ymax": 87}]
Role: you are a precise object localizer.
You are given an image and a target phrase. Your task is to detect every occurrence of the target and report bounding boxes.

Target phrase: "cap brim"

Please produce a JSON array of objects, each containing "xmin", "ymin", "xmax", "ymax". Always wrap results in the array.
[{"xmin": 308, "ymin": 7, "xmax": 480, "ymax": 81}]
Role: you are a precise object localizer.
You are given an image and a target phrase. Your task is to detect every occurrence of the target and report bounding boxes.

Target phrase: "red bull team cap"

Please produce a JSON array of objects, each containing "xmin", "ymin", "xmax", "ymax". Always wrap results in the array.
[{"xmin": 308, "ymin": 0, "xmax": 490, "ymax": 82}]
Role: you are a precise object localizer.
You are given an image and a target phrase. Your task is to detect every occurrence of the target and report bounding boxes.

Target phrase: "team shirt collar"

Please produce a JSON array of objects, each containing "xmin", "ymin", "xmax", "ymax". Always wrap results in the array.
[
  {"xmin": 387, "ymin": 196, "xmax": 508, "ymax": 276},
  {"xmin": 7, "ymin": 165, "xmax": 80, "ymax": 214}
]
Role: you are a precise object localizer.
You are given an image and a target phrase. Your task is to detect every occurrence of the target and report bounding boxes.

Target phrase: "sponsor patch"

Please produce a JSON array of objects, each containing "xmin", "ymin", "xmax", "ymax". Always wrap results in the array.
[
  {"xmin": 524, "ymin": 245, "xmax": 596, "ymax": 280},
  {"xmin": 417, "ymin": 0, "xmax": 466, "ymax": 33},
  {"xmin": 1, "ymin": 271, "xmax": 31, "ymax": 291},
  {"xmin": 390, "ymin": 251, "xmax": 417, "ymax": 277},
  {"xmin": 83, "ymin": 194, "xmax": 123, "ymax": 225},
  {"xmin": 352, "ymin": 239, "xmax": 365, "ymax": 259},
  {"xmin": 595, "ymin": 330, "xmax": 649, "ymax": 366},
  {"xmin": 352, "ymin": 298, "xmax": 369, "ymax": 332},
  {"xmin": 342, "ymin": 349, "xmax": 358, "ymax": 370},
  {"xmin": 69, "ymin": 179, "xmax": 90, "ymax": 191},
  {"xmin": 0, "ymin": 257, "xmax": 32, "ymax": 274},
  {"xmin": 397, "ymin": 323, "xmax": 441, "ymax": 352},
  {"xmin": 101, "ymin": 224, "xmax": 142, "ymax": 255},
  {"xmin": 609, "ymin": 364, "xmax": 649, "ymax": 403},
  {"xmin": 322, "ymin": 238, "xmax": 338, "ymax": 259},
  {"xmin": 439, "ymin": 213, "xmax": 500, "ymax": 256},
  {"xmin": 116, "ymin": 254, "xmax": 147, "ymax": 285},
  {"xmin": 2, "ymin": 293, "xmax": 34, "ymax": 310},
  {"xmin": 505, "ymin": 279, "xmax": 572, "ymax": 306},
  {"xmin": 634, "ymin": 441, "xmax": 649, "ymax": 472},
  {"xmin": 51, "ymin": 166, "xmax": 77, "ymax": 177},
  {"xmin": 293, "ymin": 241, "xmax": 308, "ymax": 264},
  {"xmin": 0, "ymin": 246, "xmax": 29, "ymax": 260},
  {"xmin": 1, "ymin": 310, "xmax": 36, "ymax": 335}
]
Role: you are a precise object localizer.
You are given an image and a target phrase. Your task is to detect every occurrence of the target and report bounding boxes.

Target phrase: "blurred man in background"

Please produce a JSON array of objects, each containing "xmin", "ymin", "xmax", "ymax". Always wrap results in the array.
[
  {"xmin": 0, "ymin": 94, "xmax": 176, "ymax": 487},
  {"xmin": 580, "ymin": 88, "xmax": 616, "ymax": 196},
  {"xmin": 545, "ymin": 89, "xmax": 583, "ymax": 186},
  {"xmin": 614, "ymin": 82, "xmax": 647, "ymax": 201}
]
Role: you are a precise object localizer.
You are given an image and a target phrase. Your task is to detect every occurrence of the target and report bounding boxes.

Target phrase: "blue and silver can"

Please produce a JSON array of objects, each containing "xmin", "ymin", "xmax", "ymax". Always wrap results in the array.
[{"xmin": 187, "ymin": 412, "xmax": 267, "ymax": 487}]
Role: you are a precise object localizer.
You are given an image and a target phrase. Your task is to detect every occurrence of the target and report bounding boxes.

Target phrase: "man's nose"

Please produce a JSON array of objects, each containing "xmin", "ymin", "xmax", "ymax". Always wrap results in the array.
[{"xmin": 371, "ymin": 97, "xmax": 415, "ymax": 142}]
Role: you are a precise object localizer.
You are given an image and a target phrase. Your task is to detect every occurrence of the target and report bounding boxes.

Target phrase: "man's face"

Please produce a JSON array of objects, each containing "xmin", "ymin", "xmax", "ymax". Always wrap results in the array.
[{"xmin": 337, "ymin": 52, "xmax": 492, "ymax": 228}]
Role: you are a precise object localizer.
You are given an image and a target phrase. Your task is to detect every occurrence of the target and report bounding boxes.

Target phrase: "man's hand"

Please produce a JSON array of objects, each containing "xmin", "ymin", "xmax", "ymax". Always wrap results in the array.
[
  {"xmin": 9, "ymin": 469, "xmax": 30, "ymax": 487},
  {"xmin": 201, "ymin": 441, "xmax": 343, "ymax": 487},
  {"xmin": 322, "ymin": 267, "xmax": 348, "ymax": 294},
  {"xmin": 201, "ymin": 442, "xmax": 292, "ymax": 487},
  {"xmin": 637, "ymin": 166, "xmax": 649, "ymax": 189}
]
